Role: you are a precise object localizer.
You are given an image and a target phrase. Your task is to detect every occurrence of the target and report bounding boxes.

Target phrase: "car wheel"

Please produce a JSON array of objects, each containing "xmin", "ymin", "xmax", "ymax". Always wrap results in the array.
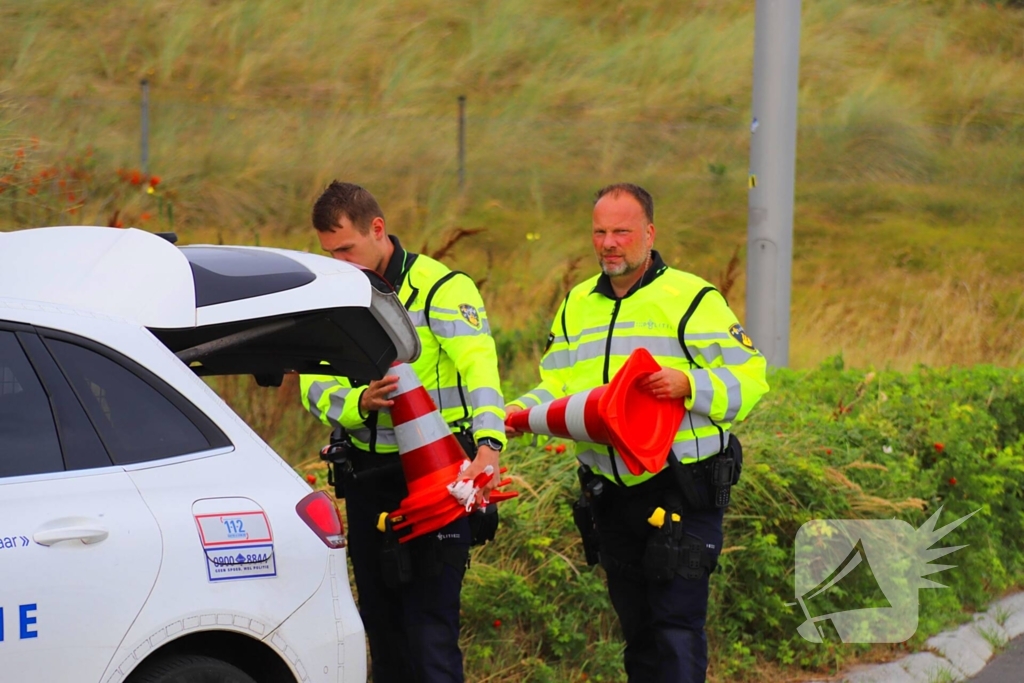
[{"xmin": 131, "ymin": 654, "xmax": 258, "ymax": 683}]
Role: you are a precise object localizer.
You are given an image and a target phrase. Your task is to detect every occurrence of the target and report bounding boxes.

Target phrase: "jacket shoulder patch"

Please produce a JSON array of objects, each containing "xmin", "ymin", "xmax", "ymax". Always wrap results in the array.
[
  {"xmin": 729, "ymin": 323, "xmax": 755, "ymax": 350},
  {"xmin": 459, "ymin": 303, "xmax": 481, "ymax": 328}
]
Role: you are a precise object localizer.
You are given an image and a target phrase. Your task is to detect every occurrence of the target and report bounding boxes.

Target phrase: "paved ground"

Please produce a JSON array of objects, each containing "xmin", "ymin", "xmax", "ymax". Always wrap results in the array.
[
  {"xmin": 968, "ymin": 634, "xmax": 1024, "ymax": 683},
  {"xmin": 804, "ymin": 592, "xmax": 1024, "ymax": 683}
]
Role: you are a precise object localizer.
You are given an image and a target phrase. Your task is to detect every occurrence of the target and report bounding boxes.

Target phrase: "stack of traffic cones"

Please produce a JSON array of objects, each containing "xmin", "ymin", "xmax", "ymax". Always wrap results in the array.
[
  {"xmin": 505, "ymin": 347, "xmax": 685, "ymax": 475},
  {"xmin": 386, "ymin": 362, "xmax": 517, "ymax": 542}
]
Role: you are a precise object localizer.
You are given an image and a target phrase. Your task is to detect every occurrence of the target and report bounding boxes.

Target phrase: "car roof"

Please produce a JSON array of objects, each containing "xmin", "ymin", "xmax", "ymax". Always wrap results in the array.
[
  {"xmin": 0, "ymin": 226, "xmax": 373, "ymax": 328},
  {"xmin": 0, "ymin": 226, "xmax": 420, "ymax": 381}
]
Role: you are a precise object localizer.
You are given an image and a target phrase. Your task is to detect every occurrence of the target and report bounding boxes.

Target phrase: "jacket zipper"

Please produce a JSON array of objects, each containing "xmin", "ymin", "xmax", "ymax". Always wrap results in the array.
[{"xmin": 603, "ymin": 299, "xmax": 626, "ymax": 486}]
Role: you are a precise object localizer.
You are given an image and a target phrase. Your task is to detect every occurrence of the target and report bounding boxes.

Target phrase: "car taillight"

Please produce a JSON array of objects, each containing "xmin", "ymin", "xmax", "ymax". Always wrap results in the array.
[{"xmin": 296, "ymin": 491, "xmax": 346, "ymax": 548}]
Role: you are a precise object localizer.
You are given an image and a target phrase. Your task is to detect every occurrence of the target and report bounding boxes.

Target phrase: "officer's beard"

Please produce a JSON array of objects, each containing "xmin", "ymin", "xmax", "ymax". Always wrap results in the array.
[{"xmin": 600, "ymin": 250, "xmax": 651, "ymax": 278}]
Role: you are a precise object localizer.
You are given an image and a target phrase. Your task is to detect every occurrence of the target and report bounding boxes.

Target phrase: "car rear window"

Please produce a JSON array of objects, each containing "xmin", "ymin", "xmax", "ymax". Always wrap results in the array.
[
  {"xmin": 49, "ymin": 339, "xmax": 217, "ymax": 464},
  {"xmin": 0, "ymin": 331, "xmax": 64, "ymax": 477},
  {"xmin": 183, "ymin": 246, "xmax": 316, "ymax": 307}
]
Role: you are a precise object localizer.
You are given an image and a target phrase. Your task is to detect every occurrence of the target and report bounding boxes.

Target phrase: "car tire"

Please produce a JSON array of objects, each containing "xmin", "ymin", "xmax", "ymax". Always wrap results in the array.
[{"xmin": 130, "ymin": 654, "xmax": 258, "ymax": 683}]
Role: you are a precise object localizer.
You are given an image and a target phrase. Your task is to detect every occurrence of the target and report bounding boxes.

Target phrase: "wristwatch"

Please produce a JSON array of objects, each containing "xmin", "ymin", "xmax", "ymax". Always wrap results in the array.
[{"xmin": 476, "ymin": 437, "xmax": 504, "ymax": 453}]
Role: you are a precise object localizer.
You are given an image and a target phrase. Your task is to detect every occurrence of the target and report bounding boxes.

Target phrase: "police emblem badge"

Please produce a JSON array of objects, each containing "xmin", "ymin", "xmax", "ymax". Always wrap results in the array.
[
  {"xmin": 729, "ymin": 323, "xmax": 756, "ymax": 350},
  {"xmin": 459, "ymin": 303, "xmax": 481, "ymax": 328}
]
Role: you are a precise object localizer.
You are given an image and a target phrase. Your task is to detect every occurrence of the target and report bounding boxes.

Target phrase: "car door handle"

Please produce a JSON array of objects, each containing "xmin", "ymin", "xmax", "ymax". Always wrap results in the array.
[{"xmin": 34, "ymin": 522, "xmax": 110, "ymax": 546}]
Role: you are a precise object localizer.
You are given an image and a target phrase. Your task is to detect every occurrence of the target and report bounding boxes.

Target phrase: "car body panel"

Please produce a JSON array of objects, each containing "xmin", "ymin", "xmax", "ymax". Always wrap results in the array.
[{"xmin": 0, "ymin": 470, "xmax": 162, "ymax": 681}]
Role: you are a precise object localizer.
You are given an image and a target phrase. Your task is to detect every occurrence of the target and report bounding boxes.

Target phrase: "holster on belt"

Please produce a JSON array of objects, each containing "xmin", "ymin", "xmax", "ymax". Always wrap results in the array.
[
  {"xmin": 668, "ymin": 434, "xmax": 744, "ymax": 511},
  {"xmin": 573, "ymin": 465, "xmax": 604, "ymax": 566},
  {"xmin": 377, "ymin": 513, "xmax": 413, "ymax": 588},
  {"xmin": 643, "ymin": 502, "xmax": 717, "ymax": 581}
]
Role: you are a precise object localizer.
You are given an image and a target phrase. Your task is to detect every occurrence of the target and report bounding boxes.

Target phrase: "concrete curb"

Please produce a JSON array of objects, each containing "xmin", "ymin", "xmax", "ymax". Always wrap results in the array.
[{"xmin": 803, "ymin": 591, "xmax": 1024, "ymax": 683}]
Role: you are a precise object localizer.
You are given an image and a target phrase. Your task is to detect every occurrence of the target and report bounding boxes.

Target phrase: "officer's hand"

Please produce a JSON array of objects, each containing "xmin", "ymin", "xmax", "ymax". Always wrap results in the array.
[
  {"xmin": 638, "ymin": 368, "xmax": 692, "ymax": 401},
  {"xmin": 359, "ymin": 375, "xmax": 400, "ymax": 413},
  {"xmin": 463, "ymin": 445, "xmax": 501, "ymax": 502},
  {"xmin": 505, "ymin": 404, "xmax": 524, "ymax": 438}
]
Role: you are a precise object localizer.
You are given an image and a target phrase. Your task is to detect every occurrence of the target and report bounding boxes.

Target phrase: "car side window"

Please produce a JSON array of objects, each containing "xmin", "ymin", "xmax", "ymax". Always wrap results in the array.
[
  {"xmin": 48, "ymin": 338, "xmax": 217, "ymax": 465},
  {"xmin": 0, "ymin": 331, "xmax": 64, "ymax": 477}
]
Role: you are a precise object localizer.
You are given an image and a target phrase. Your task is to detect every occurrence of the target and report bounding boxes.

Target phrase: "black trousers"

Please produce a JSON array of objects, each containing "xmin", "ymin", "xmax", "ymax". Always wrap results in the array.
[
  {"xmin": 344, "ymin": 459, "xmax": 470, "ymax": 683},
  {"xmin": 594, "ymin": 470, "xmax": 725, "ymax": 683}
]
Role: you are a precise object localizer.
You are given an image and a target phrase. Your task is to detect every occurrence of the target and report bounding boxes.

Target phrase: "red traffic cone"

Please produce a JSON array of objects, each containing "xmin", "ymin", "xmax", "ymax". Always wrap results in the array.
[
  {"xmin": 505, "ymin": 347, "xmax": 685, "ymax": 475},
  {"xmin": 386, "ymin": 362, "xmax": 517, "ymax": 542}
]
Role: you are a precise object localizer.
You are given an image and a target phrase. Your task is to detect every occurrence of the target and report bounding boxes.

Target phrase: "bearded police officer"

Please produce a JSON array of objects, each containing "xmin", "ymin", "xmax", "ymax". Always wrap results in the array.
[
  {"xmin": 300, "ymin": 182, "xmax": 506, "ymax": 683},
  {"xmin": 507, "ymin": 183, "xmax": 768, "ymax": 683}
]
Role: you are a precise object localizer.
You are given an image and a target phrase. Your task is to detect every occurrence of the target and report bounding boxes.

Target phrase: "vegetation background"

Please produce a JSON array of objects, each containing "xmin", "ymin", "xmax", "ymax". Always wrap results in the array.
[{"xmin": 2, "ymin": 0, "xmax": 1023, "ymax": 680}]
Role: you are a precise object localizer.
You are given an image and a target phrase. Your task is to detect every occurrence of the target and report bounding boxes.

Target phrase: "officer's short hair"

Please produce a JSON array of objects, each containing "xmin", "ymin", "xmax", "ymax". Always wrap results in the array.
[
  {"xmin": 594, "ymin": 183, "xmax": 654, "ymax": 224},
  {"xmin": 312, "ymin": 181, "xmax": 385, "ymax": 234}
]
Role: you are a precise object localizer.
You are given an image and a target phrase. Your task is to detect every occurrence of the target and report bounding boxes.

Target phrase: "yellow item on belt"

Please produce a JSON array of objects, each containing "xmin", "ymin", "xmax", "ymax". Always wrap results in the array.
[{"xmin": 647, "ymin": 507, "xmax": 681, "ymax": 528}]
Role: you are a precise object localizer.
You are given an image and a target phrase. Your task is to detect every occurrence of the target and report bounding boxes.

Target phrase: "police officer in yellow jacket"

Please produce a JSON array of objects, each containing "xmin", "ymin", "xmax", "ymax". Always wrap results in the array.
[
  {"xmin": 300, "ymin": 182, "xmax": 506, "ymax": 683},
  {"xmin": 508, "ymin": 183, "xmax": 768, "ymax": 683}
]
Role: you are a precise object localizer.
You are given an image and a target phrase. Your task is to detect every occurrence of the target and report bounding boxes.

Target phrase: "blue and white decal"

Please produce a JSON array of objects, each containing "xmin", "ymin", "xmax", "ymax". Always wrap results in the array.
[
  {"xmin": 194, "ymin": 507, "xmax": 277, "ymax": 582},
  {"xmin": 0, "ymin": 604, "xmax": 38, "ymax": 641},
  {"xmin": 204, "ymin": 543, "xmax": 277, "ymax": 582},
  {"xmin": 0, "ymin": 535, "xmax": 30, "ymax": 550}
]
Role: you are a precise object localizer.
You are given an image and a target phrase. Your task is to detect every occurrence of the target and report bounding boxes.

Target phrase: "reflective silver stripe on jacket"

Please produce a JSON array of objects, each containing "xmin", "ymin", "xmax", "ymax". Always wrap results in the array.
[
  {"xmin": 307, "ymin": 380, "xmax": 351, "ymax": 424},
  {"xmin": 518, "ymin": 388, "xmax": 555, "ymax": 408},
  {"xmin": 670, "ymin": 431, "xmax": 729, "ymax": 462},
  {"xmin": 430, "ymin": 318, "xmax": 492, "ymax": 338},
  {"xmin": 576, "ymin": 432, "xmax": 728, "ymax": 480},
  {"xmin": 688, "ymin": 367, "xmax": 743, "ymax": 419},
  {"xmin": 544, "ymin": 335, "xmax": 686, "ymax": 370},
  {"xmin": 575, "ymin": 447, "xmax": 632, "ymax": 477},
  {"xmin": 472, "ymin": 411, "xmax": 505, "ymax": 436},
  {"xmin": 469, "ymin": 386, "xmax": 503, "ymax": 411},
  {"xmin": 565, "ymin": 321, "xmax": 636, "ymax": 344},
  {"xmin": 348, "ymin": 427, "xmax": 399, "ymax": 448},
  {"xmin": 687, "ymin": 344, "xmax": 757, "ymax": 367}
]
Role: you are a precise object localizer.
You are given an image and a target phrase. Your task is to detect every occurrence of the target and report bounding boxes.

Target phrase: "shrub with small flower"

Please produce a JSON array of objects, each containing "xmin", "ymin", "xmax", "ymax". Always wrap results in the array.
[{"xmin": 1, "ymin": 136, "xmax": 173, "ymax": 230}]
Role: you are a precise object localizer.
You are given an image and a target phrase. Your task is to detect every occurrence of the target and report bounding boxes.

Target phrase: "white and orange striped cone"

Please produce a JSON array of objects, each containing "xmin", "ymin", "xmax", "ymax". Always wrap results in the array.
[
  {"xmin": 384, "ymin": 362, "xmax": 517, "ymax": 543},
  {"xmin": 505, "ymin": 347, "xmax": 685, "ymax": 475}
]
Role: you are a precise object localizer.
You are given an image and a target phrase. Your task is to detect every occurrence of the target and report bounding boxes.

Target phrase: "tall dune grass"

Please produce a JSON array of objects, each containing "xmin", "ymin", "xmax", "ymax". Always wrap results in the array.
[{"xmin": 3, "ymin": 1, "xmax": 1023, "ymax": 374}]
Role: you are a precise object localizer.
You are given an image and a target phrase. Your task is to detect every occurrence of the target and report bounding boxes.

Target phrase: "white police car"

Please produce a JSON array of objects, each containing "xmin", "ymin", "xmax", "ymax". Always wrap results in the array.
[{"xmin": 0, "ymin": 226, "xmax": 421, "ymax": 683}]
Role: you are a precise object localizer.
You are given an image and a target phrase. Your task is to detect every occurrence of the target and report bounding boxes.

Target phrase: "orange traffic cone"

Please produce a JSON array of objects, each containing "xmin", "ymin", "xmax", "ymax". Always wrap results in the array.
[
  {"xmin": 386, "ymin": 362, "xmax": 517, "ymax": 542},
  {"xmin": 505, "ymin": 347, "xmax": 685, "ymax": 475}
]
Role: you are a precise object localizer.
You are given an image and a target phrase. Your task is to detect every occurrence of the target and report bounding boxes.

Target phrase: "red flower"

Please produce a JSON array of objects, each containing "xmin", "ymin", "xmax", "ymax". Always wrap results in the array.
[
  {"xmin": 15, "ymin": 148, "xmax": 24, "ymax": 158},
  {"xmin": 67, "ymin": 193, "xmax": 76, "ymax": 202},
  {"xmin": 306, "ymin": 474, "xmax": 317, "ymax": 485},
  {"xmin": 149, "ymin": 175, "xmax": 161, "ymax": 188},
  {"xmin": 555, "ymin": 444, "xmax": 566, "ymax": 454},
  {"xmin": 492, "ymin": 619, "xmax": 502, "ymax": 629},
  {"xmin": 948, "ymin": 477, "xmax": 957, "ymax": 486},
  {"xmin": 826, "ymin": 448, "xmax": 832, "ymax": 455},
  {"xmin": 129, "ymin": 170, "xmax": 143, "ymax": 185},
  {"xmin": 544, "ymin": 444, "xmax": 553, "ymax": 452},
  {"xmin": 114, "ymin": 220, "xmax": 124, "ymax": 228},
  {"xmin": 139, "ymin": 212, "xmax": 152, "ymax": 222},
  {"xmin": 27, "ymin": 187, "xmax": 38, "ymax": 195},
  {"xmin": 69, "ymin": 207, "xmax": 78, "ymax": 215},
  {"xmin": 934, "ymin": 443, "xmax": 945, "ymax": 453}
]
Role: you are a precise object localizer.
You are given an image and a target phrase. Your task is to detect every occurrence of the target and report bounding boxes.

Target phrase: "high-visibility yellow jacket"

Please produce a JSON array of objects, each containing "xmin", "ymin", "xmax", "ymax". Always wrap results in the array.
[
  {"xmin": 510, "ymin": 250, "xmax": 768, "ymax": 486},
  {"xmin": 300, "ymin": 236, "xmax": 506, "ymax": 453}
]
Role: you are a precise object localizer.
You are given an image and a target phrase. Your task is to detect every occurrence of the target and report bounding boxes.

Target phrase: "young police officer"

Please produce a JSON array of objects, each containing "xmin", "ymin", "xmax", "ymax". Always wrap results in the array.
[
  {"xmin": 507, "ymin": 183, "xmax": 769, "ymax": 682},
  {"xmin": 300, "ymin": 182, "xmax": 506, "ymax": 683}
]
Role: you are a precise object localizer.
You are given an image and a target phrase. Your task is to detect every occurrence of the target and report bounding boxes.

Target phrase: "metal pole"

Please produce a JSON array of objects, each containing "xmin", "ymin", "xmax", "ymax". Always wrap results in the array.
[
  {"xmin": 746, "ymin": 0, "xmax": 802, "ymax": 367},
  {"xmin": 458, "ymin": 95, "xmax": 466, "ymax": 191},
  {"xmin": 140, "ymin": 79, "xmax": 150, "ymax": 176}
]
